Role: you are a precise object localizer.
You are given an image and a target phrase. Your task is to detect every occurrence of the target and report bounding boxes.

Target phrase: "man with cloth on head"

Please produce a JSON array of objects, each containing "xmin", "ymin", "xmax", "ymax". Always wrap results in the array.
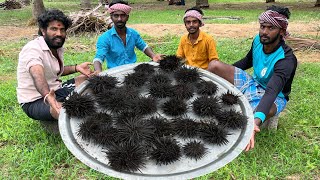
[
  {"xmin": 93, "ymin": 0, "xmax": 162, "ymax": 72},
  {"xmin": 208, "ymin": 5, "xmax": 297, "ymax": 151},
  {"xmin": 176, "ymin": 7, "xmax": 219, "ymax": 70}
]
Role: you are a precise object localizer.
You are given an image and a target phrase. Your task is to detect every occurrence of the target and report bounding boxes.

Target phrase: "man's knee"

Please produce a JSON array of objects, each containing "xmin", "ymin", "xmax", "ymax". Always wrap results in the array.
[
  {"xmin": 21, "ymin": 99, "xmax": 57, "ymax": 121},
  {"xmin": 208, "ymin": 60, "xmax": 222, "ymax": 73},
  {"xmin": 266, "ymin": 104, "xmax": 277, "ymax": 119}
]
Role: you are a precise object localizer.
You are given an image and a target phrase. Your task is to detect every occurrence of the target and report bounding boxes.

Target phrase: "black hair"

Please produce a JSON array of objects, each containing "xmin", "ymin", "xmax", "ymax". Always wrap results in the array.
[
  {"xmin": 185, "ymin": 6, "xmax": 204, "ymax": 16},
  {"xmin": 37, "ymin": 9, "xmax": 72, "ymax": 36},
  {"xmin": 109, "ymin": 0, "xmax": 129, "ymax": 7},
  {"xmin": 267, "ymin": 5, "xmax": 291, "ymax": 19}
]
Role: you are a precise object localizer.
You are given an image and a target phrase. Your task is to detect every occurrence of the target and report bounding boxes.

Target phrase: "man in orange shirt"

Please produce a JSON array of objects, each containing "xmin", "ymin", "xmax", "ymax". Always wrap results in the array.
[{"xmin": 176, "ymin": 7, "xmax": 219, "ymax": 70}]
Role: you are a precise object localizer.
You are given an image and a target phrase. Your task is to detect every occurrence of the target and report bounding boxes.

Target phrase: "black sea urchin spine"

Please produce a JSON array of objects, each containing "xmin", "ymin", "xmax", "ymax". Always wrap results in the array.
[
  {"xmin": 149, "ymin": 73, "xmax": 171, "ymax": 85},
  {"xmin": 150, "ymin": 137, "xmax": 182, "ymax": 165},
  {"xmin": 183, "ymin": 140, "xmax": 208, "ymax": 161},
  {"xmin": 116, "ymin": 117, "xmax": 155, "ymax": 145},
  {"xmin": 159, "ymin": 55, "xmax": 183, "ymax": 72},
  {"xmin": 215, "ymin": 109, "xmax": 248, "ymax": 129},
  {"xmin": 192, "ymin": 96, "xmax": 221, "ymax": 117},
  {"xmin": 87, "ymin": 75, "xmax": 118, "ymax": 94},
  {"xmin": 198, "ymin": 122, "xmax": 229, "ymax": 146},
  {"xmin": 148, "ymin": 116, "xmax": 173, "ymax": 137},
  {"xmin": 95, "ymin": 87, "xmax": 140, "ymax": 114},
  {"xmin": 195, "ymin": 80, "xmax": 218, "ymax": 96},
  {"xmin": 95, "ymin": 90, "xmax": 132, "ymax": 114},
  {"xmin": 134, "ymin": 63, "xmax": 156, "ymax": 74},
  {"xmin": 161, "ymin": 98, "xmax": 187, "ymax": 116},
  {"xmin": 123, "ymin": 72, "xmax": 148, "ymax": 87},
  {"xmin": 77, "ymin": 119, "xmax": 118, "ymax": 146},
  {"xmin": 148, "ymin": 83, "xmax": 173, "ymax": 98},
  {"xmin": 170, "ymin": 83, "xmax": 194, "ymax": 100},
  {"xmin": 106, "ymin": 142, "xmax": 146, "ymax": 172},
  {"xmin": 129, "ymin": 96, "xmax": 157, "ymax": 116},
  {"xmin": 171, "ymin": 117, "xmax": 200, "ymax": 138},
  {"xmin": 174, "ymin": 66, "xmax": 201, "ymax": 83},
  {"xmin": 85, "ymin": 112, "xmax": 113, "ymax": 126},
  {"xmin": 62, "ymin": 92, "xmax": 95, "ymax": 118},
  {"xmin": 221, "ymin": 90, "xmax": 240, "ymax": 105}
]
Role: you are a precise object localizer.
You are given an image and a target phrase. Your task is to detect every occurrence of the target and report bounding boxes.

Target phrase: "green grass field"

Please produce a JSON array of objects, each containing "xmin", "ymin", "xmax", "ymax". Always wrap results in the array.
[{"xmin": 0, "ymin": 0, "xmax": 319, "ymax": 179}]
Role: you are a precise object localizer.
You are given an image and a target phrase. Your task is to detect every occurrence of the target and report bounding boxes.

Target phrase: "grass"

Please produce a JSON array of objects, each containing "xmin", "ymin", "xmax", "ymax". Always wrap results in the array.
[
  {"xmin": 0, "ymin": 0, "xmax": 319, "ymax": 179},
  {"xmin": 0, "ymin": 0, "xmax": 319, "ymax": 25}
]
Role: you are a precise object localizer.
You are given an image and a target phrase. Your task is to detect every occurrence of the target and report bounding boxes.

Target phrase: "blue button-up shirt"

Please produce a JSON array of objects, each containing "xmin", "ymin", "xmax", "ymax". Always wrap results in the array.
[{"xmin": 93, "ymin": 26, "xmax": 148, "ymax": 69}]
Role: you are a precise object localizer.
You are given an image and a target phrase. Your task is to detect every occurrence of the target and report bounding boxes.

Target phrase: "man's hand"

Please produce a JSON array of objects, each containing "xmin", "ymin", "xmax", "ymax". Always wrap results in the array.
[
  {"xmin": 245, "ymin": 123, "xmax": 260, "ymax": 152},
  {"xmin": 152, "ymin": 54, "xmax": 164, "ymax": 62},
  {"xmin": 76, "ymin": 62, "xmax": 94, "ymax": 77},
  {"xmin": 45, "ymin": 89, "xmax": 62, "ymax": 119}
]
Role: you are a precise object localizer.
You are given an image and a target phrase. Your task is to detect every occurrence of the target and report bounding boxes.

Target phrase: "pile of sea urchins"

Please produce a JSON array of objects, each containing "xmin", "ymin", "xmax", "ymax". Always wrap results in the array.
[{"xmin": 62, "ymin": 55, "xmax": 248, "ymax": 173}]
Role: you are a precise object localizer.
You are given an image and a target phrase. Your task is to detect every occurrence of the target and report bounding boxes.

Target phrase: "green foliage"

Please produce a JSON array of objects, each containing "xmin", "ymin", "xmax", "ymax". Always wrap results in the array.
[{"xmin": 0, "ymin": 0, "xmax": 318, "ymax": 25}]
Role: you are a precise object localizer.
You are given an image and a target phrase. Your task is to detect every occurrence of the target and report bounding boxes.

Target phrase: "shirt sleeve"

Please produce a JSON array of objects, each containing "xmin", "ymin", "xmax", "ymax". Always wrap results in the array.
[
  {"xmin": 135, "ymin": 33, "xmax": 148, "ymax": 52},
  {"xmin": 207, "ymin": 37, "xmax": 219, "ymax": 61},
  {"xmin": 254, "ymin": 57, "xmax": 296, "ymax": 120},
  {"xmin": 93, "ymin": 34, "xmax": 108, "ymax": 63},
  {"xmin": 21, "ymin": 46, "xmax": 44, "ymax": 72},
  {"xmin": 176, "ymin": 37, "xmax": 185, "ymax": 59},
  {"xmin": 233, "ymin": 46, "xmax": 253, "ymax": 70}
]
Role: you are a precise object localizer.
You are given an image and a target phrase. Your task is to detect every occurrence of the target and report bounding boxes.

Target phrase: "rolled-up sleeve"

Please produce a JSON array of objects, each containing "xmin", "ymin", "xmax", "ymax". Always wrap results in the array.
[
  {"xmin": 93, "ymin": 35, "xmax": 108, "ymax": 63},
  {"xmin": 176, "ymin": 37, "xmax": 185, "ymax": 59},
  {"xmin": 22, "ymin": 46, "xmax": 44, "ymax": 72},
  {"xmin": 208, "ymin": 37, "xmax": 219, "ymax": 61},
  {"xmin": 135, "ymin": 33, "xmax": 148, "ymax": 52}
]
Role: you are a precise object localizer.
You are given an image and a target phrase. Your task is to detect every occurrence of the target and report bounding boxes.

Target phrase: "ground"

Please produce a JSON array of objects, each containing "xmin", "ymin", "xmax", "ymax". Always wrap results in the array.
[{"xmin": 1, "ymin": 22, "xmax": 319, "ymax": 63}]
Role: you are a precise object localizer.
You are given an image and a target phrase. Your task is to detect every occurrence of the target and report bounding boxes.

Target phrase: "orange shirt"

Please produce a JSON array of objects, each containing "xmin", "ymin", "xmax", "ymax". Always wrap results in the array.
[{"xmin": 176, "ymin": 30, "xmax": 219, "ymax": 69}]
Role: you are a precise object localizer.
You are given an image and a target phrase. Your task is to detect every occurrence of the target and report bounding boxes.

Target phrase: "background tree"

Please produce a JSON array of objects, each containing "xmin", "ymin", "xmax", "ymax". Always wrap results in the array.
[
  {"xmin": 28, "ymin": 0, "xmax": 45, "ymax": 25},
  {"xmin": 196, "ymin": 0, "xmax": 209, "ymax": 8},
  {"xmin": 32, "ymin": 0, "xmax": 45, "ymax": 20}
]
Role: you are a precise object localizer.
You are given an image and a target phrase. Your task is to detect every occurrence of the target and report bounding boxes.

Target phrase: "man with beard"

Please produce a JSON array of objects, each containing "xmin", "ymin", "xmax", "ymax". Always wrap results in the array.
[
  {"xmin": 208, "ymin": 5, "xmax": 297, "ymax": 151},
  {"xmin": 176, "ymin": 7, "xmax": 219, "ymax": 70},
  {"xmin": 17, "ymin": 9, "xmax": 93, "ymax": 131},
  {"xmin": 93, "ymin": 0, "xmax": 162, "ymax": 72}
]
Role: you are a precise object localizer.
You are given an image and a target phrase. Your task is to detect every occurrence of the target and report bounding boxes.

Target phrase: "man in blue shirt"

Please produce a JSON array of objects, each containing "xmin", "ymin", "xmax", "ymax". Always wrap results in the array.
[
  {"xmin": 93, "ymin": 0, "xmax": 162, "ymax": 72},
  {"xmin": 208, "ymin": 5, "xmax": 297, "ymax": 151}
]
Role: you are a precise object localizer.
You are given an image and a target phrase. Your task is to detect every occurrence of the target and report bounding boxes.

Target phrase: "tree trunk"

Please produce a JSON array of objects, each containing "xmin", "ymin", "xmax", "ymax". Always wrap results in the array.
[
  {"xmin": 266, "ymin": 0, "xmax": 275, "ymax": 2},
  {"xmin": 315, "ymin": 0, "xmax": 320, "ymax": 7},
  {"xmin": 196, "ymin": 0, "xmax": 209, "ymax": 8},
  {"xmin": 32, "ymin": 0, "xmax": 45, "ymax": 20},
  {"xmin": 81, "ymin": 0, "xmax": 91, "ymax": 10}
]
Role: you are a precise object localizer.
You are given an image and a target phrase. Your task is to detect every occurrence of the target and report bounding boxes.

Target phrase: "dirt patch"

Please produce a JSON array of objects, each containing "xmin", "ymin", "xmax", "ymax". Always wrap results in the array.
[
  {"xmin": 0, "ymin": 26, "xmax": 37, "ymax": 41},
  {"xmin": 130, "ymin": 1, "xmax": 319, "ymax": 11},
  {"xmin": 1, "ymin": 22, "xmax": 319, "ymax": 63},
  {"xmin": 2, "ymin": 22, "xmax": 318, "ymax": 40},
  {"xmin": 128, "ymin": 22, "xmax": 319, "ymax": 38}
]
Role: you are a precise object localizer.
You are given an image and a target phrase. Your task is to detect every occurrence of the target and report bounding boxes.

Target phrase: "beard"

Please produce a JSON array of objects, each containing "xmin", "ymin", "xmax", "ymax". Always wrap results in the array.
[
  {"xmin": 114, "ymin": 21, "xmax": 126, "ymax": 29},
  {"xmin": 44, "ymin": 35, "xmax": 65, "ymax": 49},
  {"xmin": 260, "ymin": 32, "xmax": 280, "ymax": 45}
]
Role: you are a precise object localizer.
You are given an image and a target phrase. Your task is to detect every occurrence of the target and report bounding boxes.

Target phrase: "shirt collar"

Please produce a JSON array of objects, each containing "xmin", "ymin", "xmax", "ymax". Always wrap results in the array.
[
  {"xmin": 187, "ymin": 30, "xmax": 203, "ymax": 44},
  {"xmin": 110, "ymin": 26, "xmax": 131, "ymax": 35},
  {"xmin": 38, "ymin": 36, "xmax": 64, "ymax": 58},
  {"xmin": 38, "ymin": 36, "xmax": 50, "ymax": 51}
]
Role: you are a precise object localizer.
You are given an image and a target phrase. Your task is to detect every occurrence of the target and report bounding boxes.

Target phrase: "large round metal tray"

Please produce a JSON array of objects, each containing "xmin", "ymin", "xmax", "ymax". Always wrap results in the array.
[{"xmin": 59, "ymin": 62, "xmax": 254, "ymax": 179}]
